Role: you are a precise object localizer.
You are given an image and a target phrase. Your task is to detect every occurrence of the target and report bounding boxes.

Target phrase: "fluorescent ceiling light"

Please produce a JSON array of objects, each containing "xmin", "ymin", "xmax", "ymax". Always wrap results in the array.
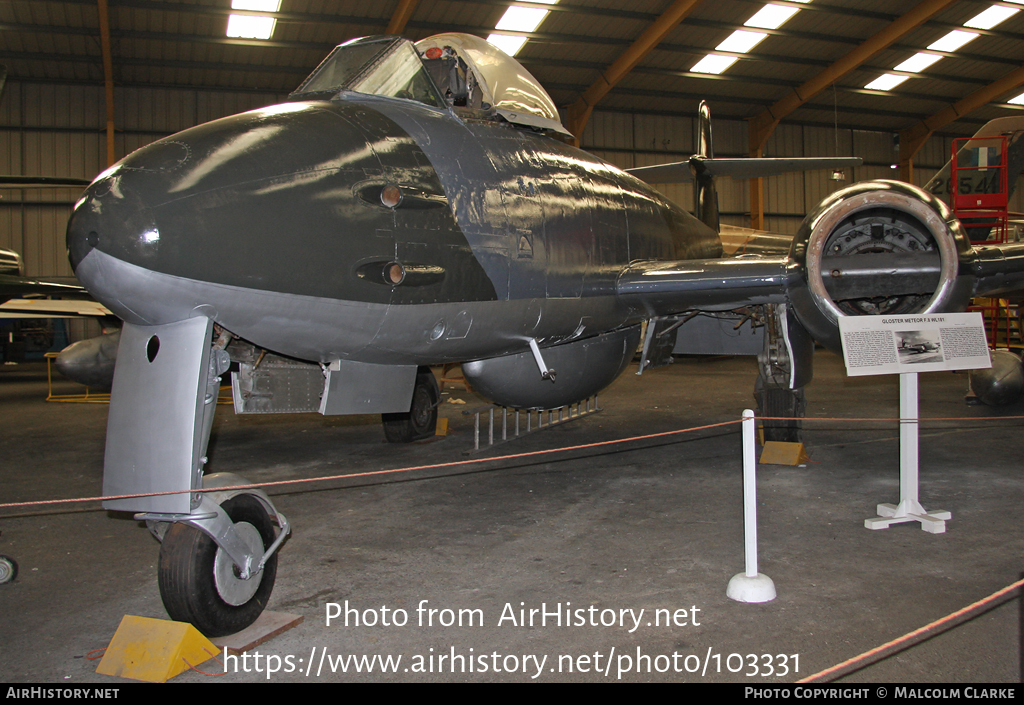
[
  {"xmin": 927, "ymin": 30, "xmax": 979, "ymax": 53},
  {"xmin": 745, "ymin": 4, "xmax": 800, "ymax": 30},
  {"xmin": 231, "ymin": 0, "xmax": 281, "ymax": 10},
  {"xmin": 716, "ymin": 30, "xmax": 768, "ymax": 54},
  {"xmin": 486, "ymin": 34, "xmax": 529, "ymax": 56},
  {"xmin": 691, "ymin": 54, "xmax": 739, "ymax": 75},
  {"xmin": 865, "ymin": 74, "xmax": 909, "ymax": 91},
  {"xmin": 226, "ymin": 14, "xmax": 276, "ymax": 39},
  {"xmin": 893, "ymin": 52, "xmax": 943, "ymax": 73},
  {"xmin": 964, "ymin": 6, "xmax": 1019, "ymax": 30},
  {"xmin": 1009, "ymin": 92, "xmax": 1024, "ymax": 106}
]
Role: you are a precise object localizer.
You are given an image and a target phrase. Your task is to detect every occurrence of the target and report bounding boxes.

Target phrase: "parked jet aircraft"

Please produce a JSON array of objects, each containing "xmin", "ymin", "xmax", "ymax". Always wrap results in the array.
[{"xmin": 65, "ymin": 33, "xmax": 1024, "ymax": 636}]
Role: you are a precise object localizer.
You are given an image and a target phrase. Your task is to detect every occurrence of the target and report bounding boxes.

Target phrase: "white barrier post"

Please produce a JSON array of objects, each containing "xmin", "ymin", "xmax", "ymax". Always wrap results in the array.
[{"xmin": 727, "ymin": 409, "xmax": 777, "ymax": 603}]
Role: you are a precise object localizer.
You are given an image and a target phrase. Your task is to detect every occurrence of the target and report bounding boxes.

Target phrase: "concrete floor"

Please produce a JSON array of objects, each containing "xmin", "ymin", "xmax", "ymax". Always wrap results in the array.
[{"xmin": 1, "ymin": 350, "xmax": 1021, "ymax": 683}]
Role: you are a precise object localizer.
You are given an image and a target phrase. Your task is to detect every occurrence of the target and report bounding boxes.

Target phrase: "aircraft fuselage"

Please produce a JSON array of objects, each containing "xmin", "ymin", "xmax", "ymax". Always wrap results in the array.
[{"xmin": 68, "ymin": 94, "xmax": 721, "ymax": 367}]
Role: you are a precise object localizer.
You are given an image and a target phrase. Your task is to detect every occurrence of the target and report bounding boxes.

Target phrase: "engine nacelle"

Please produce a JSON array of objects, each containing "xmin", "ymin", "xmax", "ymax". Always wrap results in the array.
[
  {"xmin": 788, "ymin": 180, "xmax": 975, "ymax": 353},
  {"xmin": 462, "ymin": 325, "xmax": 641, "ymax": 410}
]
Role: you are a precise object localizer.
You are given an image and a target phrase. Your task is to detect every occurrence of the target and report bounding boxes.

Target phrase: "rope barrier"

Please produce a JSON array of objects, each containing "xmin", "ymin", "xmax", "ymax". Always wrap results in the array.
[
  {"xmin": 4, "ymin": 410, "xmax": 1022, "ymax": 513},
  {"xmin": 799, "ymin": 576, "xmax": 1024, "ymax": 682},
  {"xmin": 0, "ymin": 418, "xmax": 741, "ymax": 511}
]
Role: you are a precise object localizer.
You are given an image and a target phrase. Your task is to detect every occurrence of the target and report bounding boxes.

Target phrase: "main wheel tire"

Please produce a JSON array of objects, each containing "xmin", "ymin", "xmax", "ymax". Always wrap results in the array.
[
  {"xmin": 382, "ymin": 369, "xmax": 439, "ymax": 443},
  {"xmin": 0, "ymin": 555, "xmax": 17, "ymax": 584},
  {"xmin": 157, "ymin": 494, "xmax": 278, "ymax": 637},
  {"xmin": 756, "ymin": 385, "xmax": 805, "ymax": 444}
]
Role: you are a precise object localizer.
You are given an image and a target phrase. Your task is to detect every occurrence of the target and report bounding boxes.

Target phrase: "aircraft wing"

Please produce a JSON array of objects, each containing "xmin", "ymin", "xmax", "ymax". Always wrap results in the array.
[
  {"xmin": 0, "ymin": 269, "xmax": 109, "ymax": 318},
  {"xmin": 0, "ymin": 273, "xmax": 86, "ymax": 301},
  {"xmin": 0, "ymin": 176, "xmax": 92, "ymax": 189},
  {"xmin": 626, "ymin": 156, "xmax": 862, "ymax": 184},
  {"xmin": 0, "ymin": 297, "xmax": 112, "ymax": 319},
  {"xmin": 616, "ymin": 255, "xmax": 792, "ymax": 313},
  {"xmin": 617, "ymin": 240, "xmax": 1024, "ymax": 320}
]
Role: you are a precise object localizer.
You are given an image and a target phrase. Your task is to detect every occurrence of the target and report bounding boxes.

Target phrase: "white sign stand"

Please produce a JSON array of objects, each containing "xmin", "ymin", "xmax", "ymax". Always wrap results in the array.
[
  {"xmin": 863, "ymin": 373, "xmax": 951, "ymax": 534},
  {"xmin": 838, "ymin": 312, "xmax": 987, "ymax": 535}
]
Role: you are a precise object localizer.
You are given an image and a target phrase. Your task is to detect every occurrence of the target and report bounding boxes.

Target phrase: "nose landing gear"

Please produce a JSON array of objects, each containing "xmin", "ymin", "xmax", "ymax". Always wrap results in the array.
[{"xmin": 155, "ymin": 490, "xmax": 285, "ymax": 638}]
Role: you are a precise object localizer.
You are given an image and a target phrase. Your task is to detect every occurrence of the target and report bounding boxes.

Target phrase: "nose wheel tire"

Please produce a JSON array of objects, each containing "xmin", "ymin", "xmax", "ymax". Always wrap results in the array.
[
  {"xmin": 157, "ymin": 494, "xmax": 278, "ymax": 637},
  {"xmin": 382, "ymin": 369, "xmax": 439, "ymax": 443},
  {"xmin": 0, "ymin": 555, "xmax": 17, "ymax": 584}
]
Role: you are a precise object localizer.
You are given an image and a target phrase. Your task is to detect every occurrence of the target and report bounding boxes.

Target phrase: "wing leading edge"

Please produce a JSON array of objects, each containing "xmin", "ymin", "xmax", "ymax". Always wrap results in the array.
[{"xmin": 626, "ymin": 156, "xmax": 863, "ymax": 185}]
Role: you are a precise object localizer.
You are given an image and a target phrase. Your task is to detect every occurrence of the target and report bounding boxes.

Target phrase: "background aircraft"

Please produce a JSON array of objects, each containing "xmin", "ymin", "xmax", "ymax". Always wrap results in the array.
[
  {"xmin": 65, "ymin": 33, "xmax": 1024, "ymax": 637},
  {"xmin": 0, "ymin": 62, "xmax": 100, "ymax": 321}
]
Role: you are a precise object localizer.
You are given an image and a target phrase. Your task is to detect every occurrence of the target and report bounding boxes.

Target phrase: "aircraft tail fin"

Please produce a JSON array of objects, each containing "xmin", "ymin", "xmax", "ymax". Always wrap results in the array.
[
  {"xmin": 693, "ymin": 100, "xmax": 720, "ymax": 233},
  {"xmin": 922, "ymin": 116, "xmax": 1024, "ymax": 240}
]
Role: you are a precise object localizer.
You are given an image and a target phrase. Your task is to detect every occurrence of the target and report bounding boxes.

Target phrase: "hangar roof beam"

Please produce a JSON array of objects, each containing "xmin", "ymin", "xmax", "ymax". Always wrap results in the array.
[
  {"xmin": 564, "ymin": 0, "xmax": 704, "ymax": 143},
  {"xmin": 899, "ymin": 65, "xmax": 1024, "ymax": 182}
]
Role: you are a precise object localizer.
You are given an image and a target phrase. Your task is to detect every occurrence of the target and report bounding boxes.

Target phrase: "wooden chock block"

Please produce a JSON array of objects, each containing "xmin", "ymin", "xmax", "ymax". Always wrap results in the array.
[
  {"xmin": 96, "ymin": 615, "xmax": 219, "ymax": 683},
  {"xmin": 435, "ymin": 417, "xmax": 449, "ymax": 436},
  {"xmin": 759, "ymin": 441, "xmax": 809, "ymax": 466}
]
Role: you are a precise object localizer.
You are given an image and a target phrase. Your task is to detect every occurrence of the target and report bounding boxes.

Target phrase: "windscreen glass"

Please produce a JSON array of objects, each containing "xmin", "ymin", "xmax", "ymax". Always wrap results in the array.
[{"xmin": 293, "ymin": 38, "xmax": 444, "ymax": 109}]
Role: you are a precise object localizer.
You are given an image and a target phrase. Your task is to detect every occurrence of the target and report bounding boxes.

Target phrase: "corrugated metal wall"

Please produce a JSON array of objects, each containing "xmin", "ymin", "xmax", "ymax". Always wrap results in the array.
[{"xmin": 0, "ymin": 80, "xmax": 284, "ymax": 282}]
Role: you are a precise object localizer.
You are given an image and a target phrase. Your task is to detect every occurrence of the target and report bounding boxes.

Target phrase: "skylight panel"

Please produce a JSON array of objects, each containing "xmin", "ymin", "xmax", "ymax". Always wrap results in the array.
[
  {"xmin": 927, "ymin": 30, "xmax": 979, "ymax": 53},
  {"xmin": 688, "ymin": 1, "xmax": 809, "ymax": 77},
  {"xmin": 487, "ymin": 0, "xmax": 558, "ymax": 56},
  {"xmin": 892, "ymin": 52, "xmax": 943, "ymax": 73},
  {"xmin": 964, "ymin": 5, "xmax": 1019, "ymax": 30},
  {"xmin": 745, "ymin": 4, "xmax": 800, "ymax": 30},
  {"xmin": 232, "ymin": 0, "xmax": 280, "ymax": 9},
  {"xmin": 226, "ymin": 0, "xmax": 281, "ymax": 40},
  {"xmin": 495, "ymin": 6, "xmax": 551, "ymax": 33},
  {"xmin": 486, "ymin": 34, "xmax": 529, "ymax": 56},
  {"xmin": 226, "ymin": 15, "xmax": 276, "ymax": 39},
  {"xmin": 691, "ymin": 54, "xmax": 739, "ymax": 75},
  {"xmin": 716, "ymin": 30, "xmax": 768, "ymax": 54},
  {"xmin": 1009, "ymin": 92, "xmax": 1024, "ymax": 106},
  {"xmin": 864, "ymin": 74, "xmax": 909, "ymax": 91}
]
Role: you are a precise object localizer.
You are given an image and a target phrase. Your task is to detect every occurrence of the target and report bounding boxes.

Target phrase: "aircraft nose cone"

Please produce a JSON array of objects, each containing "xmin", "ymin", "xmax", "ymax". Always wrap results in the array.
[{"xmin": 67, "ymin": 168, "xmax": 162, "ymax": 273}]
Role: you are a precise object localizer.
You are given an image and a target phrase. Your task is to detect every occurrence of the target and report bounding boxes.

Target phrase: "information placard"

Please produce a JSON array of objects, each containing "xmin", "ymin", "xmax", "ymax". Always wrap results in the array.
[{"xmin": 837, "ymin": 312, "xmax": 991, "ymax": 377}]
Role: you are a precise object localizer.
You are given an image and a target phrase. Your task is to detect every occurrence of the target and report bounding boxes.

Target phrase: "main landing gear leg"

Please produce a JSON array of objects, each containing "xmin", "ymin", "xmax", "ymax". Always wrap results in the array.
[
  {"xmin": 755, "ymin": 304, "xmax": 810, "ymax": 444},
  {"xmin": 103, "ymin": 319, "xmax": 289, "ymax": 636},
  {"xmin": 382, "ymin": 367, "xmax": 439, "ymax": 443}
]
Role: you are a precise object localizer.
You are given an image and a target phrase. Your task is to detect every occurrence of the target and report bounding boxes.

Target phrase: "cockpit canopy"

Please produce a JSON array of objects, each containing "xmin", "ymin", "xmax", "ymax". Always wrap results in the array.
[{"xmin": 290, "ymin": 33, "xmax": 571, "ymax": 138}]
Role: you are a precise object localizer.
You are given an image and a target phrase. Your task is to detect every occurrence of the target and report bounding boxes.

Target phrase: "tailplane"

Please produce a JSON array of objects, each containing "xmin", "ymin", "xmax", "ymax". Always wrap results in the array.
[{"xmin": 624, "ymin": 101, "xmax": 861, "ymax": 233}]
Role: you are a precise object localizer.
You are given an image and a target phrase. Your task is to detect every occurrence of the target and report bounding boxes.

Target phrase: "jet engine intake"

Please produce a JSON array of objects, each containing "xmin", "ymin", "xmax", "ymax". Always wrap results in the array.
[
  {"xmin": 787, "ymin": 180, "xmax": 974, "ymax": 352},
  {"xmin": 462, "ymin": 326, "xmax": 642, "ymax": 410}
]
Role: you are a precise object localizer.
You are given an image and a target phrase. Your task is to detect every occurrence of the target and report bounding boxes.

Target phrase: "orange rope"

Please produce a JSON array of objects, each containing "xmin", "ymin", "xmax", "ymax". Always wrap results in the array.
[
  {"xmin": 182, "ymin": 647, "xmax": 227, "ymax": 677},
  {"xmin": 4, "ymin": 412, "xmax": 1020, "ymax": 513},
  {"xmin": 0, "ymin": 419, "xmax": 740, "ymax": 511},
  {"xmin": 798, "ymin": 576, "xmax": 1024, "ymax": 682}
]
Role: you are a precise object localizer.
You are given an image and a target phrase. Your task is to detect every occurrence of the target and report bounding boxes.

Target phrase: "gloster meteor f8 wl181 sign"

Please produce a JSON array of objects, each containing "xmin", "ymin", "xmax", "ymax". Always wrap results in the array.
[{"xmin": 66, "ymin": 33, "xmax": 1024, "ymax": 636}]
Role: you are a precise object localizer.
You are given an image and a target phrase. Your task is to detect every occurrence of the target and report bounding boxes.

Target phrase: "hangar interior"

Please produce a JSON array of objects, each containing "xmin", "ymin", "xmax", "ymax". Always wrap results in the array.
[{"xmin": 2, "ymin": 0, "xmax": 1024, "ymax": 684}]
